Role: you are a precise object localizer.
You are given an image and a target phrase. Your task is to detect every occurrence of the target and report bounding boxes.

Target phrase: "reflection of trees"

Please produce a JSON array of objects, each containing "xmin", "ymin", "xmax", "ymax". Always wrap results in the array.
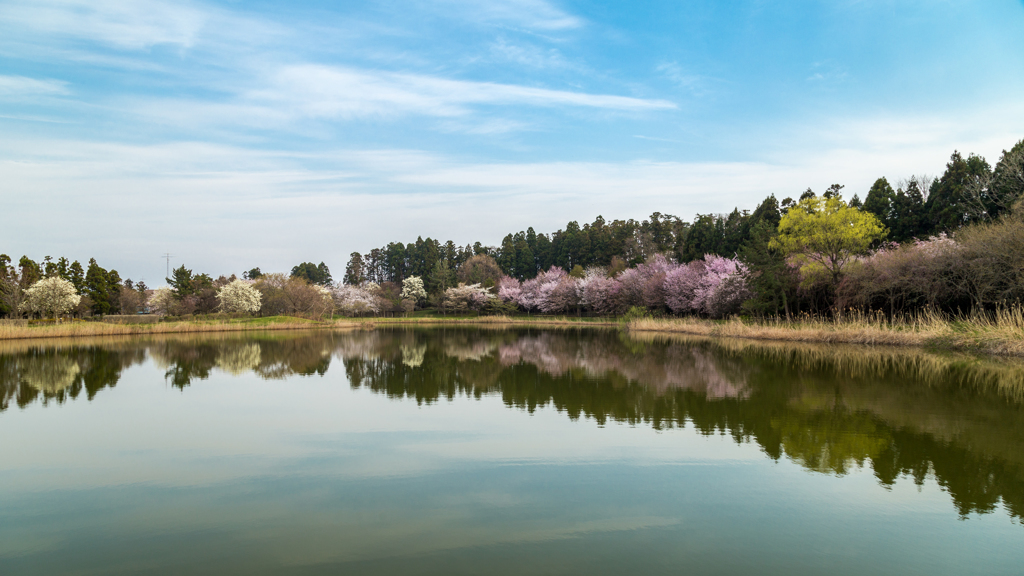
[
  {"xmin": 340, "ymin": 328, "xmax": 1024, "ymax": 523},
  {"xmin": 3, "ymin": 328, "xmax": 1024, "ymax": 523},
  {"xmin": 0, "ymin": 344, "xmax": 145, "ymax": 411},
  {"xmin": 148, "ymin": 334, "xmax": 334, "ymax": 388}
]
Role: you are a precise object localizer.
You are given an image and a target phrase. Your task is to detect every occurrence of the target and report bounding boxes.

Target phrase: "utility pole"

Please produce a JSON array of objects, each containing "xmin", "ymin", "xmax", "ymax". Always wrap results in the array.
[{"xmin": 163, "ymin": 253, "xmax": 173, "ymax": 281}]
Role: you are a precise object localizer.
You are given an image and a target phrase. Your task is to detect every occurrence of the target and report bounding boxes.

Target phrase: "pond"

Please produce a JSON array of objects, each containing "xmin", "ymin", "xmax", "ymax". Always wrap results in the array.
[{"xmin": 1, "ymin": 327, "xmax": 1023, "ymax": 575}]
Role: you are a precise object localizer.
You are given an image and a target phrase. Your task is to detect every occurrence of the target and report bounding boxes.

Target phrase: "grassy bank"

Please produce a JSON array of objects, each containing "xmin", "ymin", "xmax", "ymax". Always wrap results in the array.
[
  {"xmin": 0, "ymin": 316, "xmax": 340, "ymax": 341},
  {"xmin": 627, "ymin": 307, "xmax": 1024, "ymax": 357},
  {"xmin": 4, "ymin": 309, "xmax": 1023, "ymax": 357},
  {"xmin": 341, "ymin": 315, "xmax": 617, "ymax": 329},
  {"xmin": 0, "ymin": 314, "xmax": 617, "ymax": 341}
]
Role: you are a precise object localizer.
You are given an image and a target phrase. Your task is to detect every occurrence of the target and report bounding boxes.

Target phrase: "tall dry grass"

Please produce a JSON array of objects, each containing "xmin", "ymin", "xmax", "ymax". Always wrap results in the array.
[
  {"xmin": 0, "ymin": 316, "xmax": 352, "ymax": 342},
  {"xmin": 342, "ymin": 316, "xmax": 619, "ymax": 329},
  {"xmin": 627, "ymin": 306, "xmax": 1024, "ymax": 357}
]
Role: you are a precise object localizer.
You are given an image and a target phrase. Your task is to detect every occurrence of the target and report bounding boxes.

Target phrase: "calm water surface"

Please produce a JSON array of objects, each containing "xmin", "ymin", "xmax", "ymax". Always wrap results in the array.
[{"xmin": 1, "ymin": 328, "xmax": 1023, "ymax": 575}]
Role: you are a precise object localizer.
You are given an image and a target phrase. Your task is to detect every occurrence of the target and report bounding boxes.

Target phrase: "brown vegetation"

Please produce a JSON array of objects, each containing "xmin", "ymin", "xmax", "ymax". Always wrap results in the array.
[
  {"xmin": 628, "ymin": 306, "xmax": 1024, "ymax": 356},
  {"xmin": 0, "ymin": 316, "xmax": 347, "ymax": 341}
]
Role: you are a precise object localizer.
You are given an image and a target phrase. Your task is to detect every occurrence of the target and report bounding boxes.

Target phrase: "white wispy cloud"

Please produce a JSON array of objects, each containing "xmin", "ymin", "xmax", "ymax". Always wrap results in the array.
[
  {"xmin": 489, "ymin": 38, "xmax": 572, "ymax": 69},
  {"xmin": 440, "ymin": 0, "xmax": 583, "ymax": 31},
  {"xmin": 0, "ymin": 0, "xmax": 208, "ymax": 50},
  {"xmin": 656, "ymin": 62, "xmax": 717, "ymax": 97},
  {"xmin": 0, "ymin": 75, "xmax": 69, "ymax": 97},
  {"xmin": 124, "ymin": 64, "xmax": 676, "ymax": 131},
  {"xmin": 253, "ymin": 65, "xmax": 676, "ymax": 118}
]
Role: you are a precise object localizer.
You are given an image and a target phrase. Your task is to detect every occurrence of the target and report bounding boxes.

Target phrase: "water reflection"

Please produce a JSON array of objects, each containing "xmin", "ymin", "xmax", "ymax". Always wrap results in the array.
[{"xmin": 2, "ymin": 328, "xmax": 1023, "ymax": 522}]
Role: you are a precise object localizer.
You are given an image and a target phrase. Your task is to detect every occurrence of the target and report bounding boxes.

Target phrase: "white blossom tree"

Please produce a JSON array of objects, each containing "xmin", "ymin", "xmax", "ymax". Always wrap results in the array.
[
  {"xmin": 443, "ymin": 283, "xmax": 493, "ymax": 312},
  {"xmin": 401, "ymin": 276, "xmax": 427, "ymax": 303},
  {"xmin": 20, "ymin": 277, "xmax": 81, "ymax": 321},
  {"xmin": 332, "ymin": 283, "xmax": 381, "ymax": 316},
  {"xmin": 148, "ymin": 287, "xmax": 175, "ymax": 315},
  {"xmin": 217, "ymin": 279, "xmax": 262, "ymax": 314}
]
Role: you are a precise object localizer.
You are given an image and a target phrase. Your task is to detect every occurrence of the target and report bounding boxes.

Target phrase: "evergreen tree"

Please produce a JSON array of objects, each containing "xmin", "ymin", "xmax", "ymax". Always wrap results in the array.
[
  {"xmin": 740, "ymin": 220, "xmax": 795, "ymax": 317},
  {"xmin": 18, "ymin": 256, "xmax": 40, "ymax": 288},
  {"xmin": 344, "ymin": 253, "xmax": 365, "ymax": 285},
  {"xmin": 925, "ymin": 151, "xmax": 992, "ymax": 233},
  {"xmin": 986, "ymin": 139, "xmax": 1024, "ymax": 219},
  {"xmin": 167, "ymin": 265, "xmax": 197, "ymax": 298},
  {"xmin": 514, "ymin": 237, "xmax": 535, "ymax": 280},
  {"xmin": 68, "ymin": 261, "xmax": 85, "ymax": 293},
  {"xmin": 680, "ymin": 215, "xmax": 722, "ymax": 261},
  {"xmin": 890, "ymin": 179, "xmax": 927, "ymax": 242},
  {"xmin": 85, "ymin": 258, "xmax": 112, "ymax": 314},
  {"xmin": 863, "ymin": 177, "xmax": 895, "ymax": 228},
  {"xmin": 291, "ymin": 262, "xmax": 332, "ymax": 285}
]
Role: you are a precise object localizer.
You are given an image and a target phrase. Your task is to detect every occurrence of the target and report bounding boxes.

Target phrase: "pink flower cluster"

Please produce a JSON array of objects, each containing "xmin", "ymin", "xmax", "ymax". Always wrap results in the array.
[{"xmin": 497, "ymin": 254, "xmax": 751, "ymax": 317}]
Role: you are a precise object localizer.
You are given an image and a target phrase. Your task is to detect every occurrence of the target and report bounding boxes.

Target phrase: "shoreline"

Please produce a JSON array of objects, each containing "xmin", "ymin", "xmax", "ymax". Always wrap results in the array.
[
  {"xmin": 1, "ymin": 313, "xmax": 1022, "ymax": 357},
  {"xmin": 0, "ymin": 315, "xmax": 618, "ymax": 343},
  {"xmin": 625, "ymin": 315, "xmax": 1024, "ymax": 357}
]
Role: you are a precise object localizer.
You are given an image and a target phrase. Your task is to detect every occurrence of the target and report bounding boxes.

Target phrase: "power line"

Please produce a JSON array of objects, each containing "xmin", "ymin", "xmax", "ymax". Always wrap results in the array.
[{"xmin": 162, "ymin": 253, "xmax": 173, "ymax": 280}]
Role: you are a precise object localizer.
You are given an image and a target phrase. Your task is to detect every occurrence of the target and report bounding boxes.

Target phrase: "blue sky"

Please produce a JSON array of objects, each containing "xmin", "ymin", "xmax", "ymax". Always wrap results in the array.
[{"xmin": 2, "ymin": 0, "xmax": 1023, "ymax": 284}]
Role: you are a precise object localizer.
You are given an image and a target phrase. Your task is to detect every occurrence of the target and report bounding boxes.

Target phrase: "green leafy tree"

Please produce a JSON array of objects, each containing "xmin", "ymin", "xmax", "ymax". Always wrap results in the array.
[
  {"xmin": 430, "ymin": 258, "xmax": 454, "ymax": 296},
  {"xmin": 290, "ymin": 262, "xmax": 332, "ymax": 286},
  {"xmin": 243, "ymin": 267, "xmax": 263, "ymax": 280},
  {"xmin": 771, "ymin": 196, "xmax": 887, "ymax": 294},
  {"xmin": 457, "ymin": 254, "xmax": 503, "ymax": 288}
]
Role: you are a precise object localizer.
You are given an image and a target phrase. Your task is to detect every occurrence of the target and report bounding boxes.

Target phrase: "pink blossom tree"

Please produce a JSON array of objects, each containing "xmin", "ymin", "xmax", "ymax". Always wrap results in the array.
[{"xmin": 664, "ymin": 260, "xmax": 706, "ymax": 313}]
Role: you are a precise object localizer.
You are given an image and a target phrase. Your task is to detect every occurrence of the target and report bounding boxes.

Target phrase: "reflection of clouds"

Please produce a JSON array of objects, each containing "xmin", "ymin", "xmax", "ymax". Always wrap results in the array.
[{"xmin": 21, "ymin": 356, "xmax": 81, "ymax": 394}]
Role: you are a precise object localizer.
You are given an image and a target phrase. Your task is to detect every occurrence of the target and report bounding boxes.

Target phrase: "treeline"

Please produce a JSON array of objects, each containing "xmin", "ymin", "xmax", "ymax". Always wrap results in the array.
[
  {"xmin": 339, "ymin": 139, "xmax": 1023, "ymax": 316},
  {"xmin": 0, "ymin": 255, "xmax": 137, "ymax": 318},
  {"xmin": 0, "ymin": 256, "xmax": 335, "ymax": 319},
  {"xmin": 345, "ymin": 145, "xmax": 1020, "ymax": 285},
  {"xmin": 3, "ymin": 139, "xmax": 1021, "ymax": 320}
]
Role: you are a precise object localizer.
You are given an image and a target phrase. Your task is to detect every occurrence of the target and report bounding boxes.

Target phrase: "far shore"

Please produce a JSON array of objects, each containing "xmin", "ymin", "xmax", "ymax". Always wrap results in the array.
[{"xmin": 1, "ymin": 311, "xmax": 1022, "ymax": 357}]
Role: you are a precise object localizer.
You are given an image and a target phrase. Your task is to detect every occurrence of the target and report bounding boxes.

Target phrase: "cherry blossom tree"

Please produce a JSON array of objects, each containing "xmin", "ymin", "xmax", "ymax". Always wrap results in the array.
[
  {"xmin": 148, "ymin": 287, "xmax": 175, "ymax": 315},
  {"xmin": 20, "ymin": 277, "xmax": 80, "ymax": 321},
  {"xmin": 692, "ymin": 255, "xmax": 748, "ymax": 317},
  {"xmin": 217, "ymin": 279, "xmax": 262, "ymax": 314},
  {"xmin": 401, "ymin": 276, "xmax": 427, "ymax": 303},
  {"xmin": 332, "ymin": 283, "xmax": 381, "ymax": 316},
  {"xmin": 497, "ymin": 276, "xmax": 523, "ymax": 305},
  {"xmin": 443, "ymin": 283, "xmax": 493, "ymax": 312},
  {"xmin": 664, "ymin": 260, "xmax": 706, "ymax": 313}
]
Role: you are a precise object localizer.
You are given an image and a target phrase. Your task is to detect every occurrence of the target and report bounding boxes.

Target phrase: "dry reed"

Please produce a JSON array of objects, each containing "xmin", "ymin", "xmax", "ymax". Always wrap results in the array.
[
  {"xmin": 0, "ymin": 317, "xmax": 355, "ymax": 342},
  {"xmin": 628, "ymin": 306, "xmax": 1024, "ymax": 357},
  {"xmin": 341, "ymin": 316, "xmax": 619, "ymax": 329}
]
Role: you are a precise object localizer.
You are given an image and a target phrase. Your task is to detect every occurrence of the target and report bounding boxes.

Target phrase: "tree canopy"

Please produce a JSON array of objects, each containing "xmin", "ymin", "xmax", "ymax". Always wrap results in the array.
[{"xmin": 771, "ymin": 196, "xmax": 887, "ymax": 288}]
